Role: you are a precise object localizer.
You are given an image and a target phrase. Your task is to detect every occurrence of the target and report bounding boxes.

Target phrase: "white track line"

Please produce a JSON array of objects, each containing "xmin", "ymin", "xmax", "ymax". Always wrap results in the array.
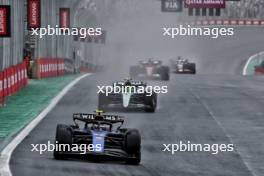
[
  {"xmin": 0, "ymin": 73, "xmax": 91, "ymax": 176},
  {"xmin": 188, "ymin": 88, "xmax": 257, "ymax": 176},
  {"xmin": 243, "ymin": 51, "xmax": 264, "ymax": 76}
]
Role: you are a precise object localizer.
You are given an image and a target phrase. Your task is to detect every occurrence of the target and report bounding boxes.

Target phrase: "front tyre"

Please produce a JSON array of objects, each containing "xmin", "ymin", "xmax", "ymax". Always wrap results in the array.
[
  {"xmin": 53, "ymin": 124, "xmax": 72, "ymax": 160},
  {"xmin": 126, "ymin": 152, "xmax": 141, "ymax": 165},
  {"xmin": 144, "ymin": 93, "xmax": 157, "ymax": 112},
  {"xmin": 125, "ymin": 129, "xmax": 141, "ymax": 165}
]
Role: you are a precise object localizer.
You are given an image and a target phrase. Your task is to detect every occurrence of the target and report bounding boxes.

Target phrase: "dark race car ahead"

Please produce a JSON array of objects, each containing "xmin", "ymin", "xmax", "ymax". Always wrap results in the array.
[
  {"xmin": 170, "ymin": 57, "xmax": 196, "ymax": 74},
  {"xmin": 54, "ymin": 111, "xmax": 141, "ymax": 165},
  {"xmin": 98, "ymin": 79, "xmax": 157, "ymax": 112},
  {"xmin": 130, "ymin": 59, "xmax": 169, "ymax": 80},
  {"xmin": 254, "ymin": 60, "xmax": 264, "ymax": 75}
]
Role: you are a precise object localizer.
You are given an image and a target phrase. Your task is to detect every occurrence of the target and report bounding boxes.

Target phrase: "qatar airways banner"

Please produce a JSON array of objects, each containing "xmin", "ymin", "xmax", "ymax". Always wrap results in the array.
[
  {"xmin": 59, "ymin": 8, "xmax": 70, "ymax": 28},
  {"xmin": 27, "ymin": 0, "xmax": 41, "ymax": 29},
  {"xmin": 184, "ymin": 0, "xmax": 226, "ymax": 8},
  {"xmin": 0, "ymin": 5, "xmax": 11, "ymax": 37}
]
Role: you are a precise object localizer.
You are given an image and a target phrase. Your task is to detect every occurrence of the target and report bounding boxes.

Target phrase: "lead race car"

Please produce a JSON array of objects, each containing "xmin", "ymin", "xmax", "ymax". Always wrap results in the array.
[
  {"xmin": 170, "ymin": 56, "xmax": 196, "ymax": 74},
  {"xmin": 129, "ymin": 59, "xmax": 170, "ymax": 80},
  {"xmin": 54, "ymin": 110, "xmax": 141, "ymax": 165},
  {"xmin": 98, "ymin": 79, "xmax": 157, "ymax": 112}
]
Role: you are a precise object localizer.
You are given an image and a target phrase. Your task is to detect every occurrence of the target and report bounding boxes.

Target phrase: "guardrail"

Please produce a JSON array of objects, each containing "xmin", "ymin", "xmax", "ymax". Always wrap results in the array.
[
  {"xmin": 0, "ymin": 58, "xmax": 98, "ymax": 106},
  {"xmin": 183, "ymin": 19, "xmax": 264, "ymax": 26},
  {"xmin": 0, "ymin": 61, "xmax": 28, "ymax": 106},
  {"xmin": 33, "ymin": 58, "xmax": 65, "ymax": 79}
]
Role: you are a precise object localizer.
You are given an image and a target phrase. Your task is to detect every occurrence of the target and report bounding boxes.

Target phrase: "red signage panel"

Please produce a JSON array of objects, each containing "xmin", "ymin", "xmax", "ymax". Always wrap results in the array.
[
  {"xmin": 59, "ymin": 8, "xmax": 70, "ymax": 28},
  {"xmin": 184, "ymin": 0, "xmax": 225, "ymax": 8},
  {"xmin": 0, "ymin": 5, "xmax": 11, "ymax": 37},
  {"xmin": 28, "ymin": 0, "xmax": 41, "ymax": 29}
]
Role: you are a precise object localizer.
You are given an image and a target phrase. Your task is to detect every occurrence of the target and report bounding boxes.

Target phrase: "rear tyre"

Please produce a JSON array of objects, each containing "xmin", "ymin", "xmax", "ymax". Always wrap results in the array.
[
  {"xmin": 126, "ymin": 151, "xmax": 141, "ymax": 165},
  {"xmin": 144, "ymin": 93, "xmax": 157, "ymax": 112},
  {"xmin": 189, "ymin": 63, "xmax": 196, "ymax": 74},
  {"xmin": 160, "ymin": 66, "xmax": 170, "ymax": 80},
  {"xmin": 53, "ymin": 124, "xmax": 72, "ymax": 160},
  {"xmin": 125, "ymin": 129, "xmax": 141, "ymax": 165},
  {"xmin": 98, "ymin": 93, "xmax": 107, "ymax": 111}
]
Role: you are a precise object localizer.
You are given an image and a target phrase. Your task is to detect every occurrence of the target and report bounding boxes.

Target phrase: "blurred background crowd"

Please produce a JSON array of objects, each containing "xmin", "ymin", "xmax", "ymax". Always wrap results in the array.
[{"xmin": 223, "ymin": 0, "xmax": 264, "ymax": 19}]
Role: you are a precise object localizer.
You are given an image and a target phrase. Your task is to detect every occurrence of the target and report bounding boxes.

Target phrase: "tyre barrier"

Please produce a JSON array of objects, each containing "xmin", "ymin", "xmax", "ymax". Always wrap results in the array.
[
  {"xmin": 185, "ymin": 19, "xmax": 264, "ymax": 26},
  {"xmin": 35, "ymin": 58, "xmax": 65, "ymax": 79},
  {"xmin": 0, "ymin": 61, "xmax": 28, "ymax": 106}
]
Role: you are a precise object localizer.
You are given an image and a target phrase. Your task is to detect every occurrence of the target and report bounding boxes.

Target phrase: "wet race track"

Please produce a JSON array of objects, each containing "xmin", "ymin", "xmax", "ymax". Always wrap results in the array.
[{"xmin": 9, "ymin": 16, "xmax": 264, "ymax": 176}]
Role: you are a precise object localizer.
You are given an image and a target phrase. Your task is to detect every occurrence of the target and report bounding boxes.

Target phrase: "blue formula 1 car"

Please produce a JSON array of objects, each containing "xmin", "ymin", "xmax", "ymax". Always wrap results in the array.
[{"xmin": 53, "ymin": 110, "xmax": 141, "ymax": 165}]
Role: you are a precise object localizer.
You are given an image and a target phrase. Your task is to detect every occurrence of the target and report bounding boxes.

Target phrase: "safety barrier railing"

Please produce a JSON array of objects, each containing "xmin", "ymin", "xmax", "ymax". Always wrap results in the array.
[
  {"xmin": 184, "ymin": 19, "xmax": 264, "ymax": 26},
  {"xmin": 35, "ymin": 58, "xmax": 65, "ymax": 79},
  {"xmin": 0, "ymin": 61, "xmax": 28, "ymax": 106}
]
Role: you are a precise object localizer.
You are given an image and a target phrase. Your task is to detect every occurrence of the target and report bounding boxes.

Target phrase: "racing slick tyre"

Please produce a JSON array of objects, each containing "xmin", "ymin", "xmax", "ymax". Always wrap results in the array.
[
  {"xmin": 190, "ymin": 64, "xmax": 196, "ymax": 74},
  {"xmin": 125, "ymin": 129, "xmax": 141, "ymax": 165},
  {"xmin": 144, "ymin": 93, "xmax": 157, "ymax": 112},
  {"xmin": 98, "ymin": 93, "xmax": 108, "ymax": 110},
  {"xmin": 53, "ymin": 124, "xmax": 73, "ymax": 160},
  {"xmin": 160, "ymin": 66, "xmax": 170, "ymax": 80},
  {"xmin": 126, "ymin": 152, "xmax": 141, "ymax": 165},
  {"xmin": 185, "ymin": 63, "xmax": 196, "ymax": 74}
]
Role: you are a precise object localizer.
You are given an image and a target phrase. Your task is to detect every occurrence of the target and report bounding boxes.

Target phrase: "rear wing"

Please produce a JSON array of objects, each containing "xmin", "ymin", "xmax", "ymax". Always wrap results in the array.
[
  {"xmin": 171, "ymin": 58, "xmax": 191, "ymax": 63},
  {"xmin": 139, "ymin": 60, "xmax": 162, "ymax": 65},
  {"xmin": 113, "ymin": 81, "xmax": 146, "ymax": 86},
  {"xmin": 73, "ymin": 113, "xmax": 124, "ymax": 124}
]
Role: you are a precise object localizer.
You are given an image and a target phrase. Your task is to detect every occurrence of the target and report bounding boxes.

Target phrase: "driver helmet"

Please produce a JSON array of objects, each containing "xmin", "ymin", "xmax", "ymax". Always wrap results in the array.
[{"xmin": 124, "ymin": 78, "xmax": 132, "ymax": 86}]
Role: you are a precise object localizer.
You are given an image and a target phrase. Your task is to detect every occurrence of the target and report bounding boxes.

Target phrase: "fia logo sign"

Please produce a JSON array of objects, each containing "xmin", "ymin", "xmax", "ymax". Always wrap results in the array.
[{"xmin": 161, "ymin": 0, "xmax": 182, "ymax": 12}]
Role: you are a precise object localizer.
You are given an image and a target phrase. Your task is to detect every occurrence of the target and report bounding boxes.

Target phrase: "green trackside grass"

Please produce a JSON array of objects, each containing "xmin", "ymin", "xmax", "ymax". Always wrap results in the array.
[
  {"xmin": 246, "ymin": 58, "xmax": 262, "ymax": 75},
  {"xmin": 0, "ymin": 74, "xmax": 80, "ymax": 139}
]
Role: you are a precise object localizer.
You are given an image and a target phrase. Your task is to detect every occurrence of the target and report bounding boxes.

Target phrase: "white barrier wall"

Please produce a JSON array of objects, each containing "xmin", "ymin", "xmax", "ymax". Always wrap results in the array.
[
  {"xmin": 0, "ymin": 0, "xmax": 24, "ymax": 71},
  {"xmin": 0, "ymin": 0, "xmax": 110, "ymax": 71}
]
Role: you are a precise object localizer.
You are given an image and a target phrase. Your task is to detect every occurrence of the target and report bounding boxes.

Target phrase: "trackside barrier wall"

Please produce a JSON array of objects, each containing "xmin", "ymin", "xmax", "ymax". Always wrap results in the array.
[
  {"xmin": 34, "ymin": 59, "xmax": 96, "ymax": 77},
  {"xmin": 185, "ymin": 19, "xmax": 264, "ymax": 26},
  {"xmin": 0, "ymin": 72, "xmax": 3, "ymax": 105},
  {"xmin": 35, "ymin": 58, "xmax": 65, "ymax": 79},
  {"xmin": 0, "ymin": 61, "xmax": 28, "ymax": 106}
]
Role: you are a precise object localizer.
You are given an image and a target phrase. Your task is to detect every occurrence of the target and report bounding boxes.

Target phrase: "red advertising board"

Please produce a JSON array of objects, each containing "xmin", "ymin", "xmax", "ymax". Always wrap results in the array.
[
  {"xmin": 59, "ymin": 8, "xmax": 70, "ymax": 28},
  {"xmin": 0, "ymin": 5, "xmax": 11, "ymax": 37},
  {"xmin": 27, "ymin": 0, "xmax": 41, "ymax": 29},
  {"xmin": 184, "ymin": 0, "xmax": 225, "ymax": 8}
]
